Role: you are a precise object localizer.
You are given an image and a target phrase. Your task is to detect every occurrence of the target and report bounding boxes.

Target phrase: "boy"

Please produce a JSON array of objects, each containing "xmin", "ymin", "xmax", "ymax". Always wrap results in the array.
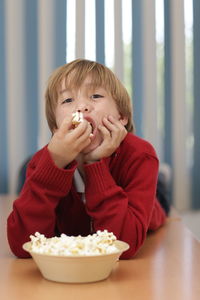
[{"xmin": 7, "ymin": 59, "xmax": 166, "ymax": 259}]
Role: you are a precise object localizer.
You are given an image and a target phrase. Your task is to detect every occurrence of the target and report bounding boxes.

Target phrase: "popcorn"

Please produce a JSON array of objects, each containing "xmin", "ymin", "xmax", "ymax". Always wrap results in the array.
[
  {"xmin": 72, "ymin": 111, "xmax": 83, "ymax": 127},
  {"xmin": 29, "ymin": 230, "xmax": 118, "ymax": 256},
  {"xmin": 71, "ymin": 111, "xmax": 94, "ymax": 137}
]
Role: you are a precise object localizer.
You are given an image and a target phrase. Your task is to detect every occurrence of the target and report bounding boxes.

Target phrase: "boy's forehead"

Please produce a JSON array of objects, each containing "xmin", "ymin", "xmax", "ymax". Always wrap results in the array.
[{"xmin": 59, "ymin": 76, "xmax": 103, "ymax": 94}]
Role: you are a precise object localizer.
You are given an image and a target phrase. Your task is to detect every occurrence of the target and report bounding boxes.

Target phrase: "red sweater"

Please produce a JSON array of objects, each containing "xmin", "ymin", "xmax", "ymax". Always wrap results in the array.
[{"xmin": 7, "ymin": 133, "xmax": 166, "ymax": 259}]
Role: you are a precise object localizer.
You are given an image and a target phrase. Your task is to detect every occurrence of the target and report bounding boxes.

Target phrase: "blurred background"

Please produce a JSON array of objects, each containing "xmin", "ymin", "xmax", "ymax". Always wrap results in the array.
[{"xmin": 0, "ymin": 0, "xmax": 199, "ymax": 230}]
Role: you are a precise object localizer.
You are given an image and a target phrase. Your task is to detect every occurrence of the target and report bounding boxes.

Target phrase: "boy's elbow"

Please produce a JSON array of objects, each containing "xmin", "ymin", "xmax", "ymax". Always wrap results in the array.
[
  {"xmin": 8, "ymin": 242, "xmax": 31, "ymax": 258},
  {"xmin": 7, "ymin": 233, "xmax": 31, "ymax": 258},
  {"xmin": 119, "ymin": 242, "xmax": 142, "ymax": 259}
]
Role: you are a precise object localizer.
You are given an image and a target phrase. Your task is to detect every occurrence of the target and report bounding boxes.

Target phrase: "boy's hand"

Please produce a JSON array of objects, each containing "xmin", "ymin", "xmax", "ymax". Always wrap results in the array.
[
  {"xmin": 48, "ymin": 117, "xmax": 92, "ymax": 168},
  {"xmin": 84, "ymin": 115, "xmax": 127, "ymax": 163}
]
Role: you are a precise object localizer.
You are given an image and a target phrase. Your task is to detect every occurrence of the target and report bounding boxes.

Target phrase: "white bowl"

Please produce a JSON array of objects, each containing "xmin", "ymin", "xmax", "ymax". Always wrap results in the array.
[{"xmin": 23, "ymin": 240, "xmax": 129, "ymax": 283}]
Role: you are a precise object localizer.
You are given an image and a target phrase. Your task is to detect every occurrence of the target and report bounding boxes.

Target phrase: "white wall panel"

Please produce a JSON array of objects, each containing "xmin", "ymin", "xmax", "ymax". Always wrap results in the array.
[
  {"xmin": 75, "ymin": 0, "xmax": 85, "ymax": 58},
  {"xmin": 170, "ymin": 0, "xmax": 189, "ymax": 210},
  {"xmin": 5, "ymin": 0, "xmax": 27, "ymax": 193},
  {"xmin": 114, "ymin": 0, "xmax": 123, "ymax": 81},
  {"xmin": 142, "ymin": 0, "xmax": 158, "ymax": 151},
  {"xmin": 38, "ymin": 0, "xmax": 55, "ymax": 148}
]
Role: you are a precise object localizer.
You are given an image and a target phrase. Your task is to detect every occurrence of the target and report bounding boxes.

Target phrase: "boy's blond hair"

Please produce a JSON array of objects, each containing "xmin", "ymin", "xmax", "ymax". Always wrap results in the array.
[{"xmin": 45, "ymin": 59, "xmax": 135, "ymax": 133}]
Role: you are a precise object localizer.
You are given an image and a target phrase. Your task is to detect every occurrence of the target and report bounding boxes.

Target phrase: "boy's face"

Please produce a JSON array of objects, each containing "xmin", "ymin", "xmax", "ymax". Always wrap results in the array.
[{"xmin": 55, "ymin": 76, "xmax": 127, "ymax": 154}]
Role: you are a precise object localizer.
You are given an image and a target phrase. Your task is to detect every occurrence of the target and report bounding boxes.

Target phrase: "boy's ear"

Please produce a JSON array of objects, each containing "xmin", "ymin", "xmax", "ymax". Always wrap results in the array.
[
  {"xmin": 52, "ymin": 126, "xmax": 58, "ymax": 134},
  {"xmin": 119, "ymin": 115, "xmax": 128, "ymax": 126}
]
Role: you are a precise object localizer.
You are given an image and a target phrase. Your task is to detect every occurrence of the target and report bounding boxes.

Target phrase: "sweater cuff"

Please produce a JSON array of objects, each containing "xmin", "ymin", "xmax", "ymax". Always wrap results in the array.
[
  {"xmin": 84, "ymin": 159, "xmax": 116, "ymax": 193},
  {"xmin": 31, "ymin": 147, "xmax": 77, "ymax": 193}
]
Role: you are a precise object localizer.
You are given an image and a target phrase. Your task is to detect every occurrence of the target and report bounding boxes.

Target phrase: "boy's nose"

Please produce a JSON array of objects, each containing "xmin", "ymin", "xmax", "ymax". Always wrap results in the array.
[
  {"xmin": 76, "ymin": 102, "xmax": 91, "ymax": 113},
  {"xmin": 77, "ymin": 107, "xmax": 89, "ymax": 112}
]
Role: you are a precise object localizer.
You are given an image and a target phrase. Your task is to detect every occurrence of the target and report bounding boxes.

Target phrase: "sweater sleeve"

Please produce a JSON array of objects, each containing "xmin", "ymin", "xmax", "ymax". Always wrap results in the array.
[
  {"xmin": 84, "ymin": 153, "xmax": 166, "ymax": 259},
  {"xmin": 7, "ymin": 146, "xmax": 77, "ymax": 258}
]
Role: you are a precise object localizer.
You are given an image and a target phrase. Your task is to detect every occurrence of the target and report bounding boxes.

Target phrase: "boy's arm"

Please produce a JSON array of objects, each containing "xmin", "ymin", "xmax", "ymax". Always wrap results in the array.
[
  {"xmin": 7, "ymin": 146, "xmax": 77, "ymax": 258},
  {"xmin": 84, "ymin": 153, "xmax": 166, "ymax": 259}
]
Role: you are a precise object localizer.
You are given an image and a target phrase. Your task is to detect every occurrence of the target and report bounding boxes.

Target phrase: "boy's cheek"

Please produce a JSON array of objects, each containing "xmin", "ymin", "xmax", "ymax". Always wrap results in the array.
[
  {"xmin": 54, "ymin": 112, "xmax": 64, "ymax": 128},
  {"xmin": 55, "ymin": 112, "xmax": 71, "ymax": 129}
]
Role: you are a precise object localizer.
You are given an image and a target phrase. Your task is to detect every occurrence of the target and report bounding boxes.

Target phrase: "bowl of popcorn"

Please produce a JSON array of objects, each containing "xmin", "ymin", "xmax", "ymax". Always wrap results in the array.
[{"xmin": 23, "ymin": 230, "xmax": 129, "ymax": 283}]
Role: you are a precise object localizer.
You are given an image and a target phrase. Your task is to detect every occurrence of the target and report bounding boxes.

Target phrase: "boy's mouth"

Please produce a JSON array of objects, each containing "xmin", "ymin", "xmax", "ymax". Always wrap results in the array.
[
  {"xmin": 89, "ymin": 122, "xmax": 94, "ymax": 133},
  {"xmin": 84, "ymin": 116, "xmax": 95, "ymax": 135}
]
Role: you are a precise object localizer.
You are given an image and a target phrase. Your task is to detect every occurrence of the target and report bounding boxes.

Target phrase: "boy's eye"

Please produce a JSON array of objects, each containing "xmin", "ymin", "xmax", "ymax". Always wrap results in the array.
[
  {"xmin": 91, "ymin": 94, "xmax": 103, "ymax": 99},
  {"xmin": 61, "ymin": 98, "xmax": 73, "ymax": 104}
]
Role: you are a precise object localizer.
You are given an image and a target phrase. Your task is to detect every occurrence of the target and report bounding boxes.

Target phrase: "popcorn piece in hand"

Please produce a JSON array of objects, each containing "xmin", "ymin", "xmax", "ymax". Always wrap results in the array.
[
  {"xmin": 72, "ymin": 111, "xmax": 83, "ymax": 128},
  {"xmin": 71, "ymin": 111, "xmax": 93, "ymax": 137}
]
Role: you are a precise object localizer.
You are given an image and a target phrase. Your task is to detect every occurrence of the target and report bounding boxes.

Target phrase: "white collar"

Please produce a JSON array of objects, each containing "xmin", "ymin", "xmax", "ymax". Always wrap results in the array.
[{"xmin": 74, "ymin": 169, "xmax": 85, "ymax": 193}]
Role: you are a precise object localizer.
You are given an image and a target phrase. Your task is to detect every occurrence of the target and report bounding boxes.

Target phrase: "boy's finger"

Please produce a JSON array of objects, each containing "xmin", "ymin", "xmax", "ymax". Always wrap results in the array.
[
  {"xmin": 107, "ymin": 115, "xmax": 124, "ymax": 129},
  {"xmin": 76, "ymin": 122, "xmax": 92, "ymax": 142},
  {"xmin": 102, "ymin": 117, "xmax": 119, "ymax": 136},
  {"xmin": 98, "ymin": 124, "xmax": 111, "ymax": 140},
  {"xmin": 59, "ymin": 115, "xmax": 74, "ymax": 134},
  {"xmin": 69, "ymin": 120, "xmax": 90, "ymax": 138}
]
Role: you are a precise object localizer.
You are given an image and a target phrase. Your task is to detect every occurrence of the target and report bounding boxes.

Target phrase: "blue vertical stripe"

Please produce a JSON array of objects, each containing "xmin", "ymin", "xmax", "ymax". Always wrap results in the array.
[
  {"xmin": 192, "ymin": 0, "xmax": 200, "ymax": 209},
  {"xmin": 0, "ymin": 0, "xmax": 8, "ymax": 193},
  {"xmin": 24, "ymin": 0, "xmax": 38, "ymax": 156},
  {"xmin": 95, "ymin": 0, "xmax": 105, "ymax": 64},
  {"xmin": 132, "ymin": 0, "xmax": 143, "ymax": 137},
  {"xmin": 54, "ymin": 0, "xmax": 67, "ymax": 66},
  {"xmin": 164, "ymin": 1, "xmax": 172, "ymax": 166}
]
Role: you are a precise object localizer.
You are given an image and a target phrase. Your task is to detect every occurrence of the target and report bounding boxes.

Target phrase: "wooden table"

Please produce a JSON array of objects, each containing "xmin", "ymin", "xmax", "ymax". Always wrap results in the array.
[{"xmin": 1, "ymin": 195, "xmax": 200, "ymax": 300}]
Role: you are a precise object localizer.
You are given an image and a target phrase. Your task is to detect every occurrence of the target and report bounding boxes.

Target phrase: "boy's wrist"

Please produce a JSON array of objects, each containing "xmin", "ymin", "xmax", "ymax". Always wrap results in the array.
[
  {"xmin": 48, "ymin": 152, "xmax": 68, "ymax": 169},
  {"xmin": 47, "ymin": 146, "xmax": 72, "ymax": 169},
  {"xmin": 84, "ymin": 160, "xmax": 98, "ymax": 165}
]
